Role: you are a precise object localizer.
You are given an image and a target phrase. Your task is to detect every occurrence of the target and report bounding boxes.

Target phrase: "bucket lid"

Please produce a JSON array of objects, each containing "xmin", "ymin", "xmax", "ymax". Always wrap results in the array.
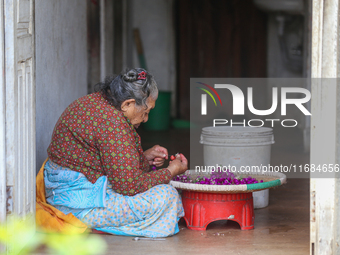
[{"xmin": 200, "ymin": 126, "xmax": 275, "ymax": 147}]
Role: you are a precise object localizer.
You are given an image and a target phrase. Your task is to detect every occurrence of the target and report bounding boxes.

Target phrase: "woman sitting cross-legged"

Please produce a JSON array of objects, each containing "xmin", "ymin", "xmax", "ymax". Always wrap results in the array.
[{"xmin": 43, "ymin": 68, "xmax": 188, "ymax": 237}]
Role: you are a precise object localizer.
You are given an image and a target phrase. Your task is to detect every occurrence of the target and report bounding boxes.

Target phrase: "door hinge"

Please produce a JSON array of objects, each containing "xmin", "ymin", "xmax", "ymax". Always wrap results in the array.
[
  {"xmin": 311, "ymin": 190, "xmax": 315, "ymax": 222},
  {"xmin": 6, "ymin": 186, "xmax": 13, "ymax": 214}
]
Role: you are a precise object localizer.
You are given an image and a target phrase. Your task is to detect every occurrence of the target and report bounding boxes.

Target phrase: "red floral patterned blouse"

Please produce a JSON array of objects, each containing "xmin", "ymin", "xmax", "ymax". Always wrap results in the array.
[{"xmin": 47, "ymin": 92, "xmax": 172, "ymax": 196}]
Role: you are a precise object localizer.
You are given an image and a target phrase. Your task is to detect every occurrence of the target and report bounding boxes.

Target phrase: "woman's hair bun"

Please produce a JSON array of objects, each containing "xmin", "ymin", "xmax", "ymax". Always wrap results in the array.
[
  {"xmin": 122, "ymin": 70, "xmax": 138, "ymax": 82},
  {"xmin": 95, "ymin": 67, "xmax": 157, "ymax": 110}
]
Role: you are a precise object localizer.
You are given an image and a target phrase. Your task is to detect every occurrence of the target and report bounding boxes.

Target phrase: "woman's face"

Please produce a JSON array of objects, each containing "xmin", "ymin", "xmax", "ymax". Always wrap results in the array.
[{"xmin": 121, "ymin": 96, "xmax": 157, "ymax": 128}]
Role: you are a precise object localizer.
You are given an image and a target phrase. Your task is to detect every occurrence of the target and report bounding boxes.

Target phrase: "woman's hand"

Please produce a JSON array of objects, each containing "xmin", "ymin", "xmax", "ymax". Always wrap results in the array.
[
  {"xmin": 167, "ymin": 153, "xmax": 188, "ymax": 178},
  {"xmin": 144, "ymin": 145, "xmax": 168, "ymax": 167}
]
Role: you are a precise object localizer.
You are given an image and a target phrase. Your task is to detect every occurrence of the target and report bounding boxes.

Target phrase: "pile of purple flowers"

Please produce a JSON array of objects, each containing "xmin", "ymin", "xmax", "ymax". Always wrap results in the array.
[{"xmin": 172, "ymin": 169, "xmax": 263, "ymax": 185}]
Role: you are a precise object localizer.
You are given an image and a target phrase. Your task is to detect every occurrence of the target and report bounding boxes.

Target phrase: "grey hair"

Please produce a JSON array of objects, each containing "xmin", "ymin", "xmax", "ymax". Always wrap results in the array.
[{"xmin": 95, "ymin": 68, "xmax": 158, "ymax": 110}]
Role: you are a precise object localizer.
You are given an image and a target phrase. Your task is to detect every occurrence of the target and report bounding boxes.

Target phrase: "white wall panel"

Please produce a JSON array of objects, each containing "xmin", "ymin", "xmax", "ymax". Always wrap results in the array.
[{"xmin": 35, "ymin": 0, "xmax": 88, "ymax": 172}]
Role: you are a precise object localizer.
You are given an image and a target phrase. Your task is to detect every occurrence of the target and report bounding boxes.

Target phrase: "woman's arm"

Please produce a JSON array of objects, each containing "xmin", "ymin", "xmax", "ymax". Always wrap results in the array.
[{"xmin": 96, "ymin": 120, "xmax": 174, "ymax": 196}]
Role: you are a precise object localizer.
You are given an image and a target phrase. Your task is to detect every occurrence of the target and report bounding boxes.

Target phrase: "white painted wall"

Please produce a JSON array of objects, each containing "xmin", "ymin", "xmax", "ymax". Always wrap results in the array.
[
  {"xmin": 35, "ymin": 0, "xmax": 88, "ymax": 172},
  {"xmin": 131, "ymin": 0, "xmax": 176, "ymax": 94}
]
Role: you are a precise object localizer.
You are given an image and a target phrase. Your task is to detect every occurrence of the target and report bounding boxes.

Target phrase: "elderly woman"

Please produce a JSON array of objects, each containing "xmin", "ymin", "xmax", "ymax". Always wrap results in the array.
[{"xmin": 43, "ymin": 68, "xmax": 187, "ymax": 237}]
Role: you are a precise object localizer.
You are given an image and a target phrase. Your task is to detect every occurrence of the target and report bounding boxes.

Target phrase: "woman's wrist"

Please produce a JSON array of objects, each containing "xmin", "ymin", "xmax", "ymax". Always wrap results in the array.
[{"xmin": 167, "ymin": 165, "xmax": 178, "ymax": 179}]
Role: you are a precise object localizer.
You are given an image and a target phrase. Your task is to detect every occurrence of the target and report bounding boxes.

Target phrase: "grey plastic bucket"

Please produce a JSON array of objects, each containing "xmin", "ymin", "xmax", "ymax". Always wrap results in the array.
[{"xmin": 200, "ymin": 126, "xmax": 275, "ymax": 209}]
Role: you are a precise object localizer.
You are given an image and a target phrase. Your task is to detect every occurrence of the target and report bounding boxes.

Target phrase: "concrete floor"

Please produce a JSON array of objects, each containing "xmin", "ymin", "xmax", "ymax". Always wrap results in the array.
[
  {"xmin": 98, "ymin": 127, "xmax": 310, "ymax": 255},
  {"xmin": 101, "ymin": 178, "xmax": 309, "ymax": 255},
  {"xmin": 35, "ymin": 126, "xmax": 310, "ymax": 255}
]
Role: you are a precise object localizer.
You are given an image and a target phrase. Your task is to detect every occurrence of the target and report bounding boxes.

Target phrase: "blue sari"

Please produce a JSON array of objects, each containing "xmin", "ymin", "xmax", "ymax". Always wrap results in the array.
[{"xmin": 44, "ymin": 160, "xmax": 184, "ymax": 237}]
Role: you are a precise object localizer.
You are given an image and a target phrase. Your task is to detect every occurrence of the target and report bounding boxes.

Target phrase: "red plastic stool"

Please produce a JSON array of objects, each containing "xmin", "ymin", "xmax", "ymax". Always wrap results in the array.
[{"xmin": 181, "ymin": 190, "xmax": 254, "ymax": 230}]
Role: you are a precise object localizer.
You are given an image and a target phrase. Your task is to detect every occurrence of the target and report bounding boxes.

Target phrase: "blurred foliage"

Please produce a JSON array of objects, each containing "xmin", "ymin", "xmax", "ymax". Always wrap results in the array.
[{"xmin": 0, "ymin": 216, "xmax": 107, "ymax": 255}]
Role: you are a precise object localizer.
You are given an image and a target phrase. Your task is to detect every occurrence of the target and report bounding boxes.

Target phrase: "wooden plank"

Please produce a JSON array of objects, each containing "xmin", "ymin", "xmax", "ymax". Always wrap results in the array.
[
  {"xmin": 5, "ymin": 0, "xmax": 17, "ymax": 188},
  {"xmin": 0, "ymin": 0, "xmax": 7, "ymax": 224},
  {"xmin": 100, "ymin": 0, "xmax": 105, "ymax": 80},
  {"xmin": 311, "ymin": 0, "xmax": 340, "ymax": 254},
  {"xmin": 113, "ymin": 0, "xmax": 123, "ymax": 74},
  {"xmin": 177, "ymin": 0, "xmax": 267, "ymax": 119},
  {"xmin": 4, "ymin": 0, "xmax": 35, "ymax": 226},
  {"xmin": 87, "ymin": 0, "xmax": 100, "ymax": 93}
]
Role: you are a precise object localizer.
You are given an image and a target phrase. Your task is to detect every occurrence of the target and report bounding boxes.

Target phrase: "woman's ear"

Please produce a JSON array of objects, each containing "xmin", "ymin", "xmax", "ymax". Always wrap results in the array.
[{"xmin": 121, "ymin": 99, "xmax": 136, "ymax": 112}]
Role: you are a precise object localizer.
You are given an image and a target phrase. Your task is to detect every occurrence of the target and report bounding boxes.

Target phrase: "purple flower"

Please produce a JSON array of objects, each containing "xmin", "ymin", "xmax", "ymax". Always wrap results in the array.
[{"xmin": 172, "ymin": 173, "xmax": 264, "ymax": 186}]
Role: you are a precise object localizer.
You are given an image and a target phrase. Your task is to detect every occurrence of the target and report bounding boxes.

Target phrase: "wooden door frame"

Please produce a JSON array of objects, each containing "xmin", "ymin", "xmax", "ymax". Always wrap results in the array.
[
  {"xmin": 0, "ymin": 0, "xmax": 6, "ymax": 224},
  {"xmin": 0, "ymin": 0, "xmax": 36, "ymax": 223},
  {"xmin": 311, "ymin": 0, "xmax": 340, "ymax": 254}
]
